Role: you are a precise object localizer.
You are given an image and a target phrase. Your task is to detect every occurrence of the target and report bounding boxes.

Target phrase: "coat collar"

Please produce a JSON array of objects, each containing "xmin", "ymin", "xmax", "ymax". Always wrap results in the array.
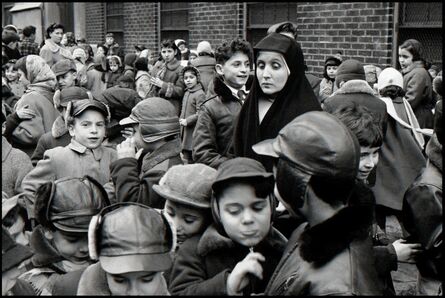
[
  {"xmin": 197, "ymin": 224, "xmax": 287, "ymax": 257},
  {"xmin": 166, "ymin": 58, "xmax": 181, "ymax": 71},
  {"xmin": 401, "ymin": 61, "xmax": 424, "ymax": 75},
  {"xmin": 186, "ymin": 83, "xmax": 203, "ymax": 93},
  {"xmin": 333, "ymin": 79, "xmax": 375, "ymax": 96},
  {"xmin": 212, "ymin": 76, "xmax": 241, "ymax": 103},
  {"xmin": 51, "ymin": 115, "xmax": 68, "ymax": 138},
  {"xmin": 2, "ymin": 136, "xmax": 12, "ymax": 162},
  {"xmin": 298, "ymin": 205, "xmax": 370, "ymax": 266},
  {"xmin": 68, "ymin": 139, "xmax": 104, "ymax": 161},
  {"xmin": 141, "ymin": 138, "xmax": 181, "ymax": 172}
]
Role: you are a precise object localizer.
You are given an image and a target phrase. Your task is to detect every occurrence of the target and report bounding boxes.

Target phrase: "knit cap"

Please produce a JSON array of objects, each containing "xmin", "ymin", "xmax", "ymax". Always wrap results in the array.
[
  {"xmin": 197, "ymin": 41, "xmax": 212, "ymax": 55},
  {"xmin": 335, "ymin": 59, "xmax": 366, "ymax": 88},
  {"xmin": 377, "ymin": 67, "xmax": 404, "ymax": 91}
]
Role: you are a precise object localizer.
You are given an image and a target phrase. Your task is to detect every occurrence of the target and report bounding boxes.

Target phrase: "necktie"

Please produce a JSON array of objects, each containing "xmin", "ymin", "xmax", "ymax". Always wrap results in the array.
[{"xmin": 237, "ymin": 89, "xmax": 247, "ymax": 101}]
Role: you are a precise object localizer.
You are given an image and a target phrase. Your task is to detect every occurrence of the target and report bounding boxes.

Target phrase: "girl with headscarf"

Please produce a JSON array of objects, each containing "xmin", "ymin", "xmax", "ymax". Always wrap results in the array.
[
  {"xmin": 234, "ymin": 33, "xmax": 321, "ymax": 171},
  {"xmin": 39, "ymin": 23, "xmax": 73, "ymax": 67},
  {"xmin": 10, "ymin": 55, "xmax": 59, "ymax": 157}
]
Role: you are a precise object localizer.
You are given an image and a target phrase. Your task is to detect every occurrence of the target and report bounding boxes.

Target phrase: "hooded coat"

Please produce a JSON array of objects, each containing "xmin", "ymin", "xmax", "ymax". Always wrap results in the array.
[
  {"xmin": 233, "ymin": 33, "xmax": 321, "ymax": 171},
  {"xmin": 11, "ymin": 55, "xmax": 59, "ymax": 157},
  {"xmin": 169, "ymin": 224, "xmax": 287, "ymax": 295}
]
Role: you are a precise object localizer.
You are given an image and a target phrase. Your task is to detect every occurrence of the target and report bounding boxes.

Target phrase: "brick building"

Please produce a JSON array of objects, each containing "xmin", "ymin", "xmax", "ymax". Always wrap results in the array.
[{"xmin": 3, "ymin": 2, "xmax": 442, "ymax": 75}]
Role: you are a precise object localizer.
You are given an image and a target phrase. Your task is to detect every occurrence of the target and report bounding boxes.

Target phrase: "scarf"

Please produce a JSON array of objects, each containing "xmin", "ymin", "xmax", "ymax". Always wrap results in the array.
[
  {"xmin": 234, "ymin": 33, "xmax": 321, "ymax": 171},
  {"xmin": 19, "ymin": 55, "xmax": 57, "ymax": 94}
]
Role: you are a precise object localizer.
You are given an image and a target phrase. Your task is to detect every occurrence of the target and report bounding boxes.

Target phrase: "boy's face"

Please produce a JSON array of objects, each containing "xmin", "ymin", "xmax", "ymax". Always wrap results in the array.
[
  {"xmin": 164, "ymin": 200, "xmax": 208, "ymax": 244},
  {"xmin": 106, "ymin": 36, "xmax": 114, "ymax": 45},
  {"xmin": 51, "ymin": 229, "xmax": 90, "ymax": 265},
  {"xmin": 357, "ymin": 146, "xmax": 380, "ymax": 181},
  {"xmin": 398, "ymin": 48, "xmax": 414, "ymax": 70},
  {"xmin": 5, "ymin": 66, "xmax": 18, "ymax": 82},
  {"xmin": 109, "ymin": 60, "xmax": 119, "ymax": 73},
  {"xmin": 326, "ymin": 65, "xmax": 338, "ymax": 79},
  {"xmin": 57, "ymin": 71, "xmax": 77, "ymax": 89},
  {"xmin": 183, "ymin": 71, "xmax": 198, "ymax": 90},
  {"xmin": 161, "ymin": 47, "xmax": 176, "ymax": 63},
  {"xmin": 216, "ymin": 51, "xmax": 250, "ymax": 90},
  {"xmin": 218, "ymin": 182, "xmax": 271, "ymax": 247},
  {"xmin": 106, "ymin": 271, "xmax": 168, "ymax": 295},
  {"xmin": 68, "ymin": 110, "xmax": 106, "ymax": 149}
]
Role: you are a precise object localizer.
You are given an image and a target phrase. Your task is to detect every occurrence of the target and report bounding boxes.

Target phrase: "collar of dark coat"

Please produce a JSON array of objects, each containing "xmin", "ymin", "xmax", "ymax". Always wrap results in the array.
[
  {"xmin": 426, "ymin": 133, "xmax": 442, "ymax": 171},
  {"xmin": 298, "ymin": 205, "xmax": 370, "ymax": 266},
  {"xmin": 166, "ymin": 59, "xmax": 181, "ymax": 71},
  {"xmin": 186, "ymin": 83, "xmax": 203, "ymax": 93},
  {"xmin": 197, "ymin": 224, "xmax": 287, "ymax": 257},
  {"xmin": 68, "ymin": 139, "xmax": 104, "ymax": 161},
  {"xmin": 333, "ymin": 79, "xmax": 375, "ymax": 96},
  {"xmin": 51, "ymin": 116, "xmax": 68, "ymax": 138},
  {"xmin": 29, "ymin": 225, "xmax": 66, "ymax": 272},
  {"xmin": 212, "ymin": 76, "xmax": 239, "ymax": 103},
  {"xmin": 140, "ymin": 137, "xmax": 181, "ymax": 172},
  {"xmin": 2, "ymin": 136, "xmax": 12, "ymax": 162},
  {"xmin": 77, "ymin": 262, "xmax": 111, "ymax": 295}
]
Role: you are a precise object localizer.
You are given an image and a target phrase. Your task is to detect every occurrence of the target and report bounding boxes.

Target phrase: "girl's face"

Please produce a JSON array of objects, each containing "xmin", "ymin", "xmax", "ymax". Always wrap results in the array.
[
  {"xmin": 106, "ymin": 271, "xmax": 168, "ymax": 295},
  {"xmin": 357, "ymin": 146, "xmax": 380, "ymax": 181},
  {"xmin": 109, "ymin": 60, "xmax": 119, "ymax": 73},
  {"xmin": 256, "ymin": 51, "xmax": 289, "ymax": 97},
  {"xmin": 5, "ymin": 66, "xmax": 18, "ymax": 82},
  {"xmin": 183, "ymin": 71, "xmax": 198, "ymax": 90},
  {"xmin": 68, "ymin": 110, "xmax": 106, "ymax": 149},
  {"xmin": 326, "ymin": 65, "xmax": 338, "ymax": 79},
  {"xmin": 50, "ymin": 28, "xmax": 64, "ymax": 44},
  {"xmin": 161, "ymin": 47, "xmax": 176, "ymax": 63},
  {"xmin": 217, "ymin": 182, "xmax": 271, "ymax": 247},
  {"xmin": 51, "ymin": 230, "xmax": 90, "ymax": 264},
  {"xmin": 398, "ymin": 48, "xmax": 414, "ymax": 70},
  {"xmin": 164, "ymin": 200, "xmax": 208, "ymax": 244}
]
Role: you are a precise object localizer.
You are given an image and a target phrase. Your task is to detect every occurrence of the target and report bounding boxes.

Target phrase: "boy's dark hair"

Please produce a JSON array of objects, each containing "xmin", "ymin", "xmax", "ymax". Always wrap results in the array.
[
  {"xmin": 160, "ymin": 39, "xmax": 181, "ymax": 60},
  {"xmin": 22, "ymin": 26, "xmax": 36, "ymax": 37},
  {"xmin": 215, "ymin": 38, "xmax": 253, "ymax": 66},
  {"xmin": 331, "ymin": 103, "xmax": 383, "ymax": 148},
  {"xmin": 46, "ymin": 23, "xmax": 64, "ymax": 39},
  {"xmin": 134, "ymin": 57, "xmax": 148, "ymax": 71},
  {"xmin": 379, "ymin": 85, "xmax": 405, "ymax": 99},
  {"xmin": 213, "ymin": 177, "xmax": 273, "ymax": 201}
]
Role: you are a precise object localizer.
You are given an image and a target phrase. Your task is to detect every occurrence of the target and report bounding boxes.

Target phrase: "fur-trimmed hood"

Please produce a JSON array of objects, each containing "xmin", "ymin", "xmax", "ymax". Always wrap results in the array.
[
  {"xmin": 298, "ymin": 205, "xmax": 370, "ymax": 266},
  {"xmin": 332, "ymin": 79, "xmax": 375, "ymax": 96},
  {"xmin": 51, "ymin": 115, "xmax": 68, "ymax": 138},
  {"xmin": 197, "ymin": 224, "xmax": 287, "ymax": 257}
]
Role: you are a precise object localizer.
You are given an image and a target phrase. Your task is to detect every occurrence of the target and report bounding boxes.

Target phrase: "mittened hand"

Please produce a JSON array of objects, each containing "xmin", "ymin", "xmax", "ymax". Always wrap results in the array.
[
  {"xmin": 226, "ymin": 251, "xmax": 265, "ymax": 295},
  {"xmin": 116, "ymin": 137, "xmax": 137, "ymax": 159}
]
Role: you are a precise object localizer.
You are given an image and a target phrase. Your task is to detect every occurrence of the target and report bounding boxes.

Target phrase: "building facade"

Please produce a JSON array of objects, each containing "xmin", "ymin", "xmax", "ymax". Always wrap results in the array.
[{"xmin": 3, "ymin": 2, "xmax": 442, "ymax": 75}]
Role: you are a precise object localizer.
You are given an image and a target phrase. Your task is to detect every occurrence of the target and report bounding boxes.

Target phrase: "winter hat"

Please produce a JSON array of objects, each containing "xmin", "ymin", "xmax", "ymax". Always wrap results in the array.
[
  {"xmin": 105, "ymin": 32, "xmax": 114, "ymax": 38},
  {"xmin": 181, "ymin": 65, "xmax": 201, "ymax": 82},
  {"xmin": 377, "ymin": 67, "xmax": 404, "ymax": 91},
  {"xmin": 35, "ymin": 176, "xmax": 110, "ymax": 233},
  {"xmin": 2, "ymin": 227, "xmax": 33, "ymax": 273},
  {"xmin": 51, "ymin": 59, "xmax": 77, "ymax": 77},
  {"xmin": 65, "ymin": 98, "xmax": 111, "ymax": 127},
  {"xmin": 117, "ymin": 74, "xmax": 134, "ymax": 85},
  {"xmin": 189, "ymin": 50, "xmax": 198, "ymax": 59},
  {"xmin": 119, "ymin": 97, "xmax": 180, "ymax": 143},
  {"xmin": 3, "ymin": 25, "xmax": 18, "ymax": 34},
  {"xmin": 2, "ymin": 30, "xmax": 20, "ymax": 44},
  {"xmin": 124, "ymin": 53, "xmax": 138, "ymax": 67},
  {"xmin": 134, "ymin": 44, "xmax": 147, "ymax": 52},
  {"xmin": 197, "ymin": 41, "xmax": 212, "ymax": 55},
  {"xmin": 54, "ymin": 86, "xmax": 90, "ymax": 107},
  {"xmin": 335, "ymin": 59, "xmax": 366, "ymax": 88},
  {"xmin": 324, "ymin": 52, "xmax": 342, "ymax": 66},
  {"xmin": 72, "ymin": 48, "xmax": 87, "ymax": 62},
  {"xmin": 88, "ymin": 203, "xmax": 175, "ymax": 274},
  {"xmin": 175, "ymin": 39, "xmax": 186, "ymax": 47},
  {"xmin": 107, "ymin": 55, "xmax": 122, "ymax": 67},
  {"xmin": 153, "ymin": 164, "xmax": 217, "ymax": 209}
]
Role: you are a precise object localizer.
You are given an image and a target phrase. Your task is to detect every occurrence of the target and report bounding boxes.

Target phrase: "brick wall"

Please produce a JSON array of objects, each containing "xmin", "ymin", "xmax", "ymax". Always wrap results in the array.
[
  {"xmin": 85, "ymin": 3, "xmax": 104, "ymax": 46},
  {"xmin": 123, "ymin": 2, "xmax": 158, "ymax": 54},
  {"xmin": 188, "ymin": 2, "xmax": 242, "ymax": 49},
  {"xmin": 297, "ymin": 2, "xmax": 394, "ymax": 74}
]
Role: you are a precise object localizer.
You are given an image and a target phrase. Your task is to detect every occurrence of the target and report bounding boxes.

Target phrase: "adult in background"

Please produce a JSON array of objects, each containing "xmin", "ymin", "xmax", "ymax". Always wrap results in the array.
[
  {"xmin": 2, "ymin": 30, "xmax": 21, "ymax": 60},
  {"xmin": 103, "ymin": 32, "xmax": 123, "ymax": 60},
  {"xmin": 39, "ymin": 23, "xmax": 72, "ymax": 67},
  {"xmin": 175, "ymin": 39, "xmax": 190, "ymax": 61},
  {"xmin": 234, "ymin": 32, "xmax": 321, "ymax": 172},
  {"xmin": 190, "ymin": 40, "xmax": 216, "ymax": 94},
  {"xmin": 399, "ymin": 39, "xmax": 434, "ymax": 129},
  {"xmin": 18, "ymin": 26, "xmax": 40, "ymax": 56}
]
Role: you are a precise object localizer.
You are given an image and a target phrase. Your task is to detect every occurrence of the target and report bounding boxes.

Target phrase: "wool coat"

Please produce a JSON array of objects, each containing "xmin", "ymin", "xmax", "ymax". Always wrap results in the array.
[
  {"xmin": 21, "ymin": 139, "xmax": 117, "ymax": 220},
  {"xmin": 149, "ymin": 59, "xmax": 185, "ymax": 116},
  {"xmin": 85, "ymin": 63, "xmax": 107, "ymax": 99},
  {"xmin": 180, "ymin": 83, "xmax": 206, "ymax": 151},
  {"xmin": 402, "ymin": 61, "xmax": 434, "ymax": 128},
  {"xmin": 190, "ymin": 55, "xmax": 216, "ymax": 93},
  {"xmin": 39, "ymin": 39, "xmax": 73, "ymax": 67},
  {"xmin": 169, "ymin": 224, "xmax": 287, "ymax": 295},
  {"xmin": 192, "ymin": 76, "xmax": 244, "ymax": 169},
  {"xmin": 2, "ymin": 136, "xmax": 33, "ymax": 197},
  {"xmin": 319, "ymin": 77, "xmax": 337, "ymax": 103},
  {"xmin": 110, "ymin": 137, "xmax": 183, "ymax": 208}
]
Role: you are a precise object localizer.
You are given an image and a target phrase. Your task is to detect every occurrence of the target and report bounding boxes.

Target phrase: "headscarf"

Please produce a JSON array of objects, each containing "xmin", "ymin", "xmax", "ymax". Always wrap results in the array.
[
  {"xmin": 15, "ymin": 55, "xmax": 57, "ymax": 93},
  {"xmin": 234, "ymin": 33, "xmax": 322, "ymax": 171}
]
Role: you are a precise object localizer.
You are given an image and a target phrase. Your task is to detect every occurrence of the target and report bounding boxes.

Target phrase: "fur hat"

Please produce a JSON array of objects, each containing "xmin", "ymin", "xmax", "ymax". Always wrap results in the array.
[
  {"xmin": 335, "ymin": 59, "xmax": 366, "ymax": 88},
  {"xmin": 53, "ymin": 86, "xmax": 90, "ymax": 108},
  {"xmin": 2, "ymin": 30, "xmax": 20, "ymax": 44},
  {"xmin": 325, "ymin": 52, "xmax": 342, "ymax": 66},
  {"xmin": 51, "ymin": 59, "xmax": 77, "ymax": 77},
  {"xmin": 377, "ymin": 67, "xmax": 404, "ymax": 91},
  {"xmin": 197, "ymin": 41, "xmax": 212, "ymax": 55}
]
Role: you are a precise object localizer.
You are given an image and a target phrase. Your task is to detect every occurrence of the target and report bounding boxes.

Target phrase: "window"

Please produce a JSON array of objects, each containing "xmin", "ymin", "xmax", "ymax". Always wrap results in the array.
[
  {"xmin": 105, "ymin": 3, "xmax": 124, "ymax": 46},
  {"xmin": 246, "ymin": 2, "xmax": 298, "ymax": 46},
  {"xmin": 160, "ymin": 2, "xmax": 189, "ymax": 44},
  {"xmin": 3, "ymin": 4, "xmax": 14, "ymax": 26}
]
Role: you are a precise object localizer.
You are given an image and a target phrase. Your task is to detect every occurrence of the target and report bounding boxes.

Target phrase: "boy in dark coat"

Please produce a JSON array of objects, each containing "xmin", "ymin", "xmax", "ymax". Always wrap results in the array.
[
  {"xmin": 110, "ymin": 97, "xmax": 183, "ymax": 208},
  {"xmin": 192, "ymin": 38, "xmax": 253, "ymax": 169}
]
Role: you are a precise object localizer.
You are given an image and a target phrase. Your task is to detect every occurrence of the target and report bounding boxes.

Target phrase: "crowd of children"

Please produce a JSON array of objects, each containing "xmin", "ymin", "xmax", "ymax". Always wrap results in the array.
[{"xmin": 2, "ymin": 20, "xmax": 443, "ymax": 296}]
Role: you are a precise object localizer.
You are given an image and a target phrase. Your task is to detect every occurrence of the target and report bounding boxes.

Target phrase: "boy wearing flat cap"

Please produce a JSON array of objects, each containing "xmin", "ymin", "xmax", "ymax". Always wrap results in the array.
[
  {"xmin": 252, "ymin": 111, "xmax": 385, "ymax": 295},
  {"xmin": 77, "ymin": 203, "xmax": 175, "ymax": 295},
  {"xmin": 110, "ymin": 97, "xmax": 182, "ymax": 208},
  {"xmin": 21, "ymin": 99, "xmax": 116, "ymax": 223}
]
